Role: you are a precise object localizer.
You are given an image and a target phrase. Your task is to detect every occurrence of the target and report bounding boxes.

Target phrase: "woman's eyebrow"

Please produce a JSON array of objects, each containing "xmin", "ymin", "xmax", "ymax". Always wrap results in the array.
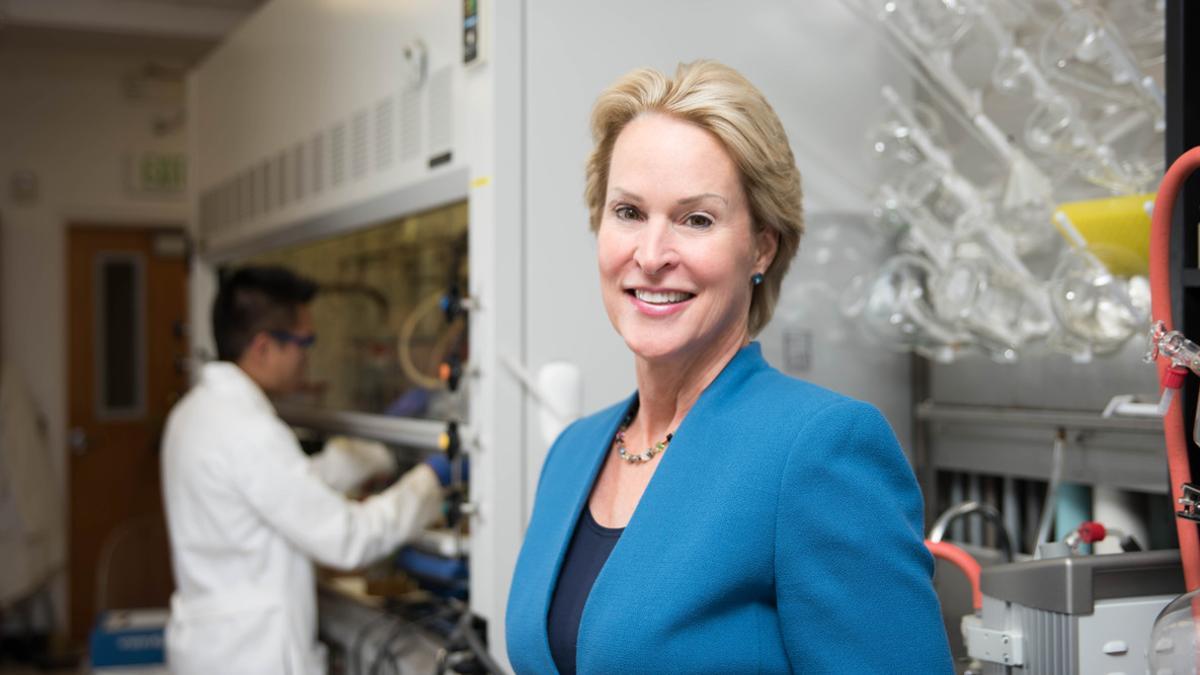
[
  {"xmin": 676, "ymin": 192, "xmax": 728, "ymax": 206},
  {"xmin": 609, "ymin": 189, "xmax": 728, "ymax": 206},
  {"xmin": 610, "ymin": 187, "xmax": 642, "ymax": 202}
]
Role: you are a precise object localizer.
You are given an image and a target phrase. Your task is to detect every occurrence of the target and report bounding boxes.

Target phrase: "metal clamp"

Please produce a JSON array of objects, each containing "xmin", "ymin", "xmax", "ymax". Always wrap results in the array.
[
  {"xmin": 964, "ymin": 617, "xmax": 1025, "ymax": 666},
  {"xmin": 1178, "ymin": 483, "xmax": 1200, "ymax": 522},
  {"xmin": 1147, "ymin": 321, "xmax": 1200, "ymax": 374}
]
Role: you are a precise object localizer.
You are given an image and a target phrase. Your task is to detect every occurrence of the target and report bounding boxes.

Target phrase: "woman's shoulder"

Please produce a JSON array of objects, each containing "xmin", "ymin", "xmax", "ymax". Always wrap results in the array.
[
  {"xmin": 710, "ymin": 364, "xmax": 901, "ymax": 472},
  {"xmin": 737, "ymin": 364, "xmax": 875, "ymax": 424},
  {"xmin": 712, "ymin": 341, "xmax": 873, "ymax": 419}
]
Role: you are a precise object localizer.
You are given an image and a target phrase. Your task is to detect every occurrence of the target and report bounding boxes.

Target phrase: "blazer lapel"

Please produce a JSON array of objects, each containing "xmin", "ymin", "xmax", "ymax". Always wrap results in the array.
[
  {"xmin": 529, "ymin": 394, "xmax": 635, "ymax": 670},
  {"xmin": 574, "ymin": 343, "xmax": 767, "ymax": 666}
]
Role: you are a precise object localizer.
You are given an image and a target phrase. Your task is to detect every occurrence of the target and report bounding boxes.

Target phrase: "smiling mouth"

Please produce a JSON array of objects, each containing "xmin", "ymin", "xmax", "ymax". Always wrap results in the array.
[{"xmin": 628, "ymin": 289, "xmax": 696, "ymax": 305}]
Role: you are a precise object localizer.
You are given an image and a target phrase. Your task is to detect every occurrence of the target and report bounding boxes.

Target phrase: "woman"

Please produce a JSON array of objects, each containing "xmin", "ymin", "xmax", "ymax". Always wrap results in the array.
[{"xmin": 506, "ymin": 61, "xmax": 953, "ymax": 674}]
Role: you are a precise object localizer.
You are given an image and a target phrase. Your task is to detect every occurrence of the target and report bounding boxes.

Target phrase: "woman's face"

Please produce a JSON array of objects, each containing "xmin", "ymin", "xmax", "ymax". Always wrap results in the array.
[{"xmin": 597, "ymin": 113, "xmax": 777, "ymax": 363}]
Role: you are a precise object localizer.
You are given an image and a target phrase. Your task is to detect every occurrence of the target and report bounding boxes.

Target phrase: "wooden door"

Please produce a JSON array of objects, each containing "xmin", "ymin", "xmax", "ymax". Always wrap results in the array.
[{"xmin": 66, "ymin": 225, "xmax": 188, "ymax": 643}]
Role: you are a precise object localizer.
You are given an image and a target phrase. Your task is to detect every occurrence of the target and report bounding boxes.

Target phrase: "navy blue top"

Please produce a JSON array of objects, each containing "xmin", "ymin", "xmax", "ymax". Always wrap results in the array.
[{"xmin": 546, "ymin": 507, "xmax": 623, "ymax": 675}]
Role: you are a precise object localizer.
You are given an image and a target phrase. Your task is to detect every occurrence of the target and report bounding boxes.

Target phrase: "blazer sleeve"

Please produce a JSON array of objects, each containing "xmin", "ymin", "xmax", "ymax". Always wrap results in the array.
[{"xmin": 774, "ymin": 400, "xmax": 953, "ymax": 674}]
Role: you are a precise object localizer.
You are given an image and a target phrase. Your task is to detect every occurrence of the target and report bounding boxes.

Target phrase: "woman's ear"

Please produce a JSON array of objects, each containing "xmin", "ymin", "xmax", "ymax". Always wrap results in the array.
[{"xmin": 755, "ymin": 226, "xmax": 779, "ymax": 274}]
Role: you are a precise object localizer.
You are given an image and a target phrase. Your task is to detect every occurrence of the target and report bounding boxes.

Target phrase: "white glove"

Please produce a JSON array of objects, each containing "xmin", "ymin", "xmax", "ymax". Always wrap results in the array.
[{"xmin": 309, "ymin": 436, "xmax": 398, "ymax": 494}]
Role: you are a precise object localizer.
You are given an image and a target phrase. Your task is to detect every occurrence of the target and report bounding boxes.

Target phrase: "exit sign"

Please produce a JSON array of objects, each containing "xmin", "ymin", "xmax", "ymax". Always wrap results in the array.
[{"xmin": 128, "ymin": 152, "xmax": 187, "ymax": 195}]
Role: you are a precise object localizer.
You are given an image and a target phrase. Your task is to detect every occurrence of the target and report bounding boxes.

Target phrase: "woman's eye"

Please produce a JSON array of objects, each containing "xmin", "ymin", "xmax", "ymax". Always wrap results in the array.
[
  {"xmin": 684, "ymin": 213, "xmax": 713, "ymax": 228},
  {"xmin": 615, "ymin": 205, "xmax": 640, "ymax": 220}
]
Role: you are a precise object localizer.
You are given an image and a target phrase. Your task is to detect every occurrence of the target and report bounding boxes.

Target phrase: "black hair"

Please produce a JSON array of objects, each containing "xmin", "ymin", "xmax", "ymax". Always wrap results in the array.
[{"xmin": 212, "ymin": 266, "xmax": 318, "ymax": 362}]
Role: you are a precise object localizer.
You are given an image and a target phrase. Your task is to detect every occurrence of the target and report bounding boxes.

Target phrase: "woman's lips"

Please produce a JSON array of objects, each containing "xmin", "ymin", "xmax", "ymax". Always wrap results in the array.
[{"xmin": 625, "ymin": 288, "xmax": 695, "ymax": 317}]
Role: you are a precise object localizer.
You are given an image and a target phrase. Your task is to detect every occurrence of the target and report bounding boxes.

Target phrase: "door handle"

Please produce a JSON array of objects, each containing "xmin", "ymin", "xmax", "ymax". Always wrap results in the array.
[{"xmin": 68, "ymin": 427, "xmax": 89, "ymax": 456}]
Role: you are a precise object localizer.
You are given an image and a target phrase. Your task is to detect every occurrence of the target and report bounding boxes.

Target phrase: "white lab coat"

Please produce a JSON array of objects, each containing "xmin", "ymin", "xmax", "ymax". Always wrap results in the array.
[
  {"xmin": 0, "ymin": 362, "xmax": 64, "ymax": 607},
  {"xmin": 161, "ymin": 362, "xmax": 442, "ymax": 675}
]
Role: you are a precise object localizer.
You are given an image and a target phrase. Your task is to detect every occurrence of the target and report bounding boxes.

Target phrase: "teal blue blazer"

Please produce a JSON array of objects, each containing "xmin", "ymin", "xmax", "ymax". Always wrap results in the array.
[{"xmin": 506, "ymin": 343, "xmax": 953, "ymax": 673}]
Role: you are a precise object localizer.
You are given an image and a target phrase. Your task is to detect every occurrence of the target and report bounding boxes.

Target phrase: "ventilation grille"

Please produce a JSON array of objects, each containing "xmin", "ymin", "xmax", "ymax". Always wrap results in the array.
[
  {"xmin": 276, "ymin": 151, "xmax": 288, "ymax": 209},
  {"xmin": 428, "ymin": 66, "xmax": 453, "ymax": 154},
  {"xmin": 262, "ymin": 158, "xmax": 274, "ymax": 214},
  {"xmin": 257, "ymin": 161, "xmax": 269, "ymax": 218},
  {"xmin": 331, "ymin": 122, "xmax": 347, "ymax": 187},
  {"xmin": 399, "ymin": 87, "xmax": 421, "ymax": 161},
  {"xmin": 982, "ymin": 606, "xmax": 1076, "ymax": 675},
  {"xmin": 292, "ymin": 141, "xmax": 305, "ymax": 202},
  {"xmin": 244, "ymin": 167, "xmax": 257, "ymax": 220},
  {"xmin": 375, "ymin": 97, "xmax": 394, "ymax": 171},
  {"xmin": 233, "ymin": 174, "xmax": 242, "ymax": 224},
  {"xmin": 311, "ymin": 131, "xmax": 325, "ymax": 196},
  {"xmin": 198, "ymin": 70, "xmax": 455, "ymax": 238},
  {"xmin": 350, "ymin": 109, "xmax": 368, "ymax": 180},
  {"xmin": 1022, "ymin": 605, "xmax": 1075, "ymax": 675}
]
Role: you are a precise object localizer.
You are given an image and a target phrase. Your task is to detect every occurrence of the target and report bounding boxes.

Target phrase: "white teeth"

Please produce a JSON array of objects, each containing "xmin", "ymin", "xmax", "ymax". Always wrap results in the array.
[{"xmin": 634, "ymin": 289, "xmax": 692, "ymax": 305}]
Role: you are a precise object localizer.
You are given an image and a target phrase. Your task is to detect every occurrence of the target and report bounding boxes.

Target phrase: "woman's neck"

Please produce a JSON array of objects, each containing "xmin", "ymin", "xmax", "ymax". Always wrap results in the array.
[{"xmin": 632, "ymin": 328, "xmax": 750, "ymax": 439}]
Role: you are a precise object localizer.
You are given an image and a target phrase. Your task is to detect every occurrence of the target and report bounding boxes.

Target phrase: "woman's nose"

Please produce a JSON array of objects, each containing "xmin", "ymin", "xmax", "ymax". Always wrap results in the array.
[{"xmin": 633, "ymin": 218, "xmax": 679, "ymax": 276}]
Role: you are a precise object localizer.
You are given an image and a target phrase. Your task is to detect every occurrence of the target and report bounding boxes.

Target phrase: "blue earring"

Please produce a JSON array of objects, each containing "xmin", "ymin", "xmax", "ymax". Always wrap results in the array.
[{"xmin": 751, "ymin": 273, "xmax": 764, "ymax": 286}]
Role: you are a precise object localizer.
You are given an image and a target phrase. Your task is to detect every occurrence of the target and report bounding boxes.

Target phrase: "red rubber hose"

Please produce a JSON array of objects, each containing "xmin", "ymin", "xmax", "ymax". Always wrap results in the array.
[
  {"xmin": 1149, "ymin": 145, "xmax": 1200, "ymax": 593},
  {"xmin": 926, "ymin": 540, "xmax": 982, "ymax": 612}
]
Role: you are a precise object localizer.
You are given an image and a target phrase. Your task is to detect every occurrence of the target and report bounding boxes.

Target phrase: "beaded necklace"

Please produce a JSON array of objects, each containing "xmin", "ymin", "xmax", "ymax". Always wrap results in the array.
[{"xmin": 613, "ymin": 405, "xmax": 674, "ymax": 464}]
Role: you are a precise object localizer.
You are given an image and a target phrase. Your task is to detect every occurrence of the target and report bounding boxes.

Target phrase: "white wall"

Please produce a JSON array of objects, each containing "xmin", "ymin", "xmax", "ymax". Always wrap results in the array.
[{"xmin": 0, "ymin": 28, "xmax": 203, "ymax": 627}]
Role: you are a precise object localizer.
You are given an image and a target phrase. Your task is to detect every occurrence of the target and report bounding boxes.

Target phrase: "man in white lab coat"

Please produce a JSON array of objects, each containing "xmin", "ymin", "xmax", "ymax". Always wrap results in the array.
[{"xmin": 161, "ymin": 267, "xmax": 445, "ymax": 675}]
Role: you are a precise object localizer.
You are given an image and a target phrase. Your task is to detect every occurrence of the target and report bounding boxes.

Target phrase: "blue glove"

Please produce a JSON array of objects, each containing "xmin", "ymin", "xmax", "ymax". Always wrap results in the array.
[
  {"xmin": 424, "ymin": 454, "xmax": 469, "ymax": 487},
  {"xmin": 384, "ymin": 388, "xmax": 431, "ymax": 417}
]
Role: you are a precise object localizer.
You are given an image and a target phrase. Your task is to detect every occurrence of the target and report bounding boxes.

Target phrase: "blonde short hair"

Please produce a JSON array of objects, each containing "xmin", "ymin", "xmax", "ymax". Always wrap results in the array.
[{"xmin": 585, "ymin": 60, "xmax": 804, "ymax": 336}]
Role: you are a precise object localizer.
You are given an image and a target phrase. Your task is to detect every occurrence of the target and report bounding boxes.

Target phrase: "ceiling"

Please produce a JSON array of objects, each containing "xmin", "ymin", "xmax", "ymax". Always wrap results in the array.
[
  {"xmin": 138, "ymin": 0, "xmax": 264, "ymax": 8},
  {"xmin": 0, "ymin": 0, "xmax": 268, "ymax": 42}
]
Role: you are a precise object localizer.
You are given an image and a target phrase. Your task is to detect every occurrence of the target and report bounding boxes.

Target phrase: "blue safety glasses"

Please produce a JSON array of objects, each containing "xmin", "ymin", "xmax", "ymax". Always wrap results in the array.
[{"xmin": 269, "ymin": 330, "xmax": 318, "ymax": 349}]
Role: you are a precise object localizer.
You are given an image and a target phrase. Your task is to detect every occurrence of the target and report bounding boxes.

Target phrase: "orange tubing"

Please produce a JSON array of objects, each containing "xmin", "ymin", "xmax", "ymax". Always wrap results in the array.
[
  {"xmin": 1149, "ymin": 145, "xmax": 1200, "ymax": 594},
  {"xmin": 926, "ymin": 540, "xmax": 982, "ymax": 612}
]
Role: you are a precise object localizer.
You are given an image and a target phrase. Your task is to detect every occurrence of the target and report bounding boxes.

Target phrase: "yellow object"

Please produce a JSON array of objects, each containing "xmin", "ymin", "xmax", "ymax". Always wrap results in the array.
[{"xmin": 1054, "ymin": 193, "xmax": 1154, "ymax": 276}]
